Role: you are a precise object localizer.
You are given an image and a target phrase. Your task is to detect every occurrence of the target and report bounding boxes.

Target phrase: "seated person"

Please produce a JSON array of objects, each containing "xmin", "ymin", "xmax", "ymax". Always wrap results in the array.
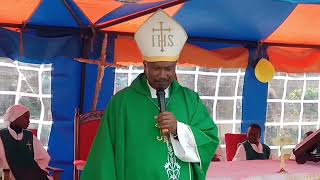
[
  {"xmin": 232, "ymin": 124, "xmax": 270, "ymax": 161},
  {"xmin": 0, "ymin": 104, "xmax": 51, "ymax": 180}
]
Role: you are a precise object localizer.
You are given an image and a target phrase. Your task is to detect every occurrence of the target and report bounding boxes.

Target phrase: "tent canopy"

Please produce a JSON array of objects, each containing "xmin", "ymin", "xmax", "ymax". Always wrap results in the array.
[{"xmin": 1, "ymin": 0, "xmax": 320, "ymax": 46}]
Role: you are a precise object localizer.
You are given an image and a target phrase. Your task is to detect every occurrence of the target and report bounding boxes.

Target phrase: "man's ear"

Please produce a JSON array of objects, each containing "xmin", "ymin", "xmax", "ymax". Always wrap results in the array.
[{"xmin": 143, "ymin": 61, "xmax": 148, "ymax": 75}]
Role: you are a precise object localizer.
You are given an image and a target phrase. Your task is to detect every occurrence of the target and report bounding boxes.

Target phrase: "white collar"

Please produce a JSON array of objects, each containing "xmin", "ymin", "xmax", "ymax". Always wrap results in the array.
[
  {"xmin": 8, "ymin": 126, "xmax": 24, "ymax": 140},
  {"xmin": 147, "ymin": 81, "xmax": 169, "ymax": 98}
]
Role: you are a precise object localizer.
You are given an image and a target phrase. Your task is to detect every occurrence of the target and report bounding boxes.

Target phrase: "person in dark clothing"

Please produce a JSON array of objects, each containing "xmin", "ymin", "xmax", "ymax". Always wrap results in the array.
[
  {"xmin": 0, "ymin": 104, "xmax": 50, "ymax": 180},
  {"xmin": 233, "ymin": 124, "xmax": 270, "ymax": 161}
]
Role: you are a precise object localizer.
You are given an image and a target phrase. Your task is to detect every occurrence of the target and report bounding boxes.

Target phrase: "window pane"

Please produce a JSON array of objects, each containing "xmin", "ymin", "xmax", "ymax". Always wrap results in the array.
[
  {"xmin": 282, "ymin": 126, "xmax": 299, "ymax": 145},
  {"xmin": 132, "ymin": 66, "xmax": 143, "ymax": 70},
  {"xmin": 40, "ymin": 124, "xmax": 52, "ymax": 147},
  {"xmin": 306, "ymin": 73, "xmax": 319, "ymax": 77},
  {"xmin": 236, "ymin": 100, "xmax": 242, "ymax": 120},
  {"xmin": 288, "ymin": 73, "xmax": 304, "ymax": 78},
  {"xmin": 43, "ymin": 98, "xmax": 52, "ymax": 121},
  {"xmin": 302, "ymin": 103, "xmax": 318, "ymax": 122},
  {"xmin": 269, "ymin": 79, "xmax": 284, "ymax": 99},
  {"xmin": 275, "ymin": 72, "xmax": 286, "ymax": 76},
  {"xmin": 284, "ymin": 103, "xmax": 300, "ymax": 122},
  {"xmin": 217, "ymin": 124, "xmax": 233, "ymax": 144},
  {"xmin": 0, "ymin": 66, "xmax": 18, "ymax": 91},
  {"xmin": 304, "ymin": 81, "xmax": 318, "ymax": 100},
  {"xmin": 199, "ymin": 67, "xmax": 218, "ymax": 72},
  {"xmin": 20, "ymin": 70, "xmax": 39, "ymax": 94},
  {"xmin": 177, "ymin": 66, "xmax": 196, "ymax": 71},
  {"xmin": 177, "ymin": 74, "xmax": 195, "ymax": 90},
  {"xmin": 197, "ymin": 75, "xmax": 216, "ymax": 96},
  {"xmin": 216, "ymin": 100, "xmax": 233, "ymax": 120},
  {"xmin": 19, "ymin": 97, "xmax": 41, "ymax": 120},
  {"xmin": 266, "ymin": 102, "xmax": 281, "ymax": 123},
  {"xmin": 264, "ymin": 126, "xmax": 280, "ymax": 146},
  {"xmin": 114, "ymin": 73, "xmax": 128, "ymax": 93},
  {"xmin": 218, "ymin": 77, "xmax": 236, "ymax": 96},
  {"xmin": 270, "ymin": 148, "xmax": 279, "ymax": 158},
  {"xmin": 42, "ymin": 71, "xmax": 51, "ymax": 94},
  {"xmin": 286, "ymin": 80, "xmax": 303, "ymax": 100},
  {"xmin": 117, "ymin": 66, "xmax": 129, "ymax": 70},
  {"xmin": 221, "ymin": 69, "xmax": 238, "ymax": 73},
  {"xmin": 0, "ymin": 95, "xmax": 15, "ymax": 118},
  {"xmin": 237, "ymin": 77, "xmax": 244, "ymax": 96}
]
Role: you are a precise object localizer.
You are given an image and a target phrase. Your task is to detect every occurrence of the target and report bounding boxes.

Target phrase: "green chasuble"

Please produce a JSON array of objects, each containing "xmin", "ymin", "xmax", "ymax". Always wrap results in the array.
[{"xmin": 81, "ymin": 73, "xmax": 219, "ymax": 180}]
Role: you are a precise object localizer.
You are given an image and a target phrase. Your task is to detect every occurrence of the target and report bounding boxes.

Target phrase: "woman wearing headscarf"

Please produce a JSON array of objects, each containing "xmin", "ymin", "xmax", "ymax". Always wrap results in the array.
[{"xmin": 0, "ymin": 104, "xmax": 51, "ymax": 180}]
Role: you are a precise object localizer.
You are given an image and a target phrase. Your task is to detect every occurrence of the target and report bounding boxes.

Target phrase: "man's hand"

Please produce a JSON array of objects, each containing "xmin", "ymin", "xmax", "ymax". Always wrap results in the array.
[{"xmin": 157, "ymin": 112, "xmax": 177, "ymax": 136}]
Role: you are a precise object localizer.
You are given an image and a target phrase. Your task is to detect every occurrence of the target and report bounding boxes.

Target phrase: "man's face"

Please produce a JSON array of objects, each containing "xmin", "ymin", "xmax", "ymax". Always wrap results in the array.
[
  {"xmin": 144, "ymin": 61, "xmax": 176, "ymax": 90},
  {"xmin": 11, "ymin": 111, "xmax": 30, "ymax": 129},
  {"xmin": 247, "ymin": 127, "xmax": 260, "ymax": 144}
]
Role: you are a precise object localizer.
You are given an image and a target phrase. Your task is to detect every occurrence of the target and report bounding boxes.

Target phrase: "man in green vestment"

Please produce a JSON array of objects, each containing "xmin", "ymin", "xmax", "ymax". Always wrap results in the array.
[{"xmin": 81, "ymin": 10, "xmax": 219, "ymax": 180}]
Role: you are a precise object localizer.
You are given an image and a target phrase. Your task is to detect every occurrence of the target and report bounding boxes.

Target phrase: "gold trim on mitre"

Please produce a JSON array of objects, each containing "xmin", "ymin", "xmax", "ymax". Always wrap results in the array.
[{"xmin": 143, "ymin": 56, "xmax": 179, "ymax": 62}]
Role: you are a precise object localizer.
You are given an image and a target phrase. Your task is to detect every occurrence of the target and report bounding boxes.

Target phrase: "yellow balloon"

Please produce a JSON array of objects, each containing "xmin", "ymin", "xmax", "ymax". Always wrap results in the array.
[{"xmin": 255, "ymin": 58, "xmax": 275, "ymax": 83}]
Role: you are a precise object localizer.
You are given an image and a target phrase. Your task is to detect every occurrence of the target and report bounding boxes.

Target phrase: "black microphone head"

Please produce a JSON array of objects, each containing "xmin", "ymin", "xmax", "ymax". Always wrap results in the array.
[
  {"xmin": 156, "ymin": 89, "xmax": 166, "ymax": 112},
  {"xmin": 156, "ymin": 88, "xmax": 165, "ymax": 97}
]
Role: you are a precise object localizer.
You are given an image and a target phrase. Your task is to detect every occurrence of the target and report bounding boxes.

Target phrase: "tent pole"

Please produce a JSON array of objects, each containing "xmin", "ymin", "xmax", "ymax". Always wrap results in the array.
[{"xmin": 79, "ymin": 36, "xmax": 90, "ymax": 114}]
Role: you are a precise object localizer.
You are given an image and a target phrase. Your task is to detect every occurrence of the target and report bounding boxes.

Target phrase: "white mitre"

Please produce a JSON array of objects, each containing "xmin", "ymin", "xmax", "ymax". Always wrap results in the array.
[{"xmin": 134, "ymin": 9, "xmax": 188, "ymax": 62}]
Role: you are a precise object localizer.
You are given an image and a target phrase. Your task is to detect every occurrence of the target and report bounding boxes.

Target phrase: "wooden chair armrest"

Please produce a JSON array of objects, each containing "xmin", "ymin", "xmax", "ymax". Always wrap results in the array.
[{"xmin": 73, "ymin": 160, "xmax": 86, "ymax": 171}]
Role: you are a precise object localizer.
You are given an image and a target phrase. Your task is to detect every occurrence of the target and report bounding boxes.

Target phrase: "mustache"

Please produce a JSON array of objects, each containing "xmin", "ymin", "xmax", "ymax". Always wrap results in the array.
[{"xmin": 155, "ymin": 78, "xmax": 169, "ymax": 82}]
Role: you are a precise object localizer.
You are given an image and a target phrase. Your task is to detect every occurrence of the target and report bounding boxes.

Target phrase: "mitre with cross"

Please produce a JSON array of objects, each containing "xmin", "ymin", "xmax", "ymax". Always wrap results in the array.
[{"xmin": 134, "ymin": 9, "xmax": 188, "ymax": 62}]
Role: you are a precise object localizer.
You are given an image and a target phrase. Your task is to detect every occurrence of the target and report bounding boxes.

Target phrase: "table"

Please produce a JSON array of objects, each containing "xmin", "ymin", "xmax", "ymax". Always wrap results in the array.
[{"xmin": 206, "ymin": 160, "xmax": 320, "ymax": 180}]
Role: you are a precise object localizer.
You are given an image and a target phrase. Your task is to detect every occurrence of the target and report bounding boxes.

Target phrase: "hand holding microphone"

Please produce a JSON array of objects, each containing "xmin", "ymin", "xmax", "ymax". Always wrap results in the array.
[
  {"xmin": 157, "ymin": 112, "xmax": 177, "ymax": 136},
  {"xmin": 156, "ymin": 89, "xmax": 177, "ymax": 136}
]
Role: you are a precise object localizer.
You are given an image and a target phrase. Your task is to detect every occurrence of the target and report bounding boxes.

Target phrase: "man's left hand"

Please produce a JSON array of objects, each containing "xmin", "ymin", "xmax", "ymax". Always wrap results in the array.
[{"xmin": 157, "ymin": 112, "xmax": 177, "ymax": 136}]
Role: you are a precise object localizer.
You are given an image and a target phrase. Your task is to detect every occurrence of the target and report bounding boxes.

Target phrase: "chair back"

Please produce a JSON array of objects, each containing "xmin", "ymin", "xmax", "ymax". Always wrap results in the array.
[
  {"xmin": 225, "ymin": 133, "xmax": 247, "ymax": 161},
  {"xmin": 29, "ymin": 128, "xmax": 38, "ymax": 137},
  {"xmin": 74, "ymin": 109, "xmax": 104, "ymax": 161}
]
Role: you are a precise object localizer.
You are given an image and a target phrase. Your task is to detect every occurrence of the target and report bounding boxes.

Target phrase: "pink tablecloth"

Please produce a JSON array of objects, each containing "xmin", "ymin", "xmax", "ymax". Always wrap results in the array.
[{"xmin": 206, "ymin": 160, "xmax": 320, "ymax": 180}]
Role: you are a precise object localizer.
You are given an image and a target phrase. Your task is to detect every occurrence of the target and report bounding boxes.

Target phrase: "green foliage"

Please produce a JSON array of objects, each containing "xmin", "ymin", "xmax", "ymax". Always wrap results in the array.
[
  {"xmin": 287, "ymin": 87, "xmax": 318, "ymax": 119},
  {"xmin": 288, "ymin": 87, "xmax": 318, "ymax": 100}
]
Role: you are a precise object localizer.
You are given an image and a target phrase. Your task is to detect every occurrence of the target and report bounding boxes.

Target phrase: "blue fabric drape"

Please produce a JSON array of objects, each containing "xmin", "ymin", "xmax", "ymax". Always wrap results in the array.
[{"xmin": 241, "ymin": 47, "xmax": 268, "ymax": 141}]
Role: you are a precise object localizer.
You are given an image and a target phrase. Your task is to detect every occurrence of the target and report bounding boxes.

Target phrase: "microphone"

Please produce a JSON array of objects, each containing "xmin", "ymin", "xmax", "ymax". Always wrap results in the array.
[
  {"xmin": 156, "ymin": 89, "xmax": 166, "ymax": 112},
  {"xmin": 156, "ymin": 89, "xmax": 169, "ymax": 135}
]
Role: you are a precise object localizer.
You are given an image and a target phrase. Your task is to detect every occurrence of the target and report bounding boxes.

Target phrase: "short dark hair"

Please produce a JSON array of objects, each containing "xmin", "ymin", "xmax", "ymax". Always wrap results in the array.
[{"xmin": 249, "ymin": 123, "xmax": 261, "ymax": 133}]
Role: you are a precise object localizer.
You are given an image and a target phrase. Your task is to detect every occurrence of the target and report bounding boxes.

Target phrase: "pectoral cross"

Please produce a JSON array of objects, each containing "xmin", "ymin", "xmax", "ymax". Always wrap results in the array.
[
  {"xmin": 26, "ymin": 141, "xmax": 32, "ymax": 151},
  {"xmin": 75, "ymin": 34, "xmax": 126, "ymax": 111}
]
